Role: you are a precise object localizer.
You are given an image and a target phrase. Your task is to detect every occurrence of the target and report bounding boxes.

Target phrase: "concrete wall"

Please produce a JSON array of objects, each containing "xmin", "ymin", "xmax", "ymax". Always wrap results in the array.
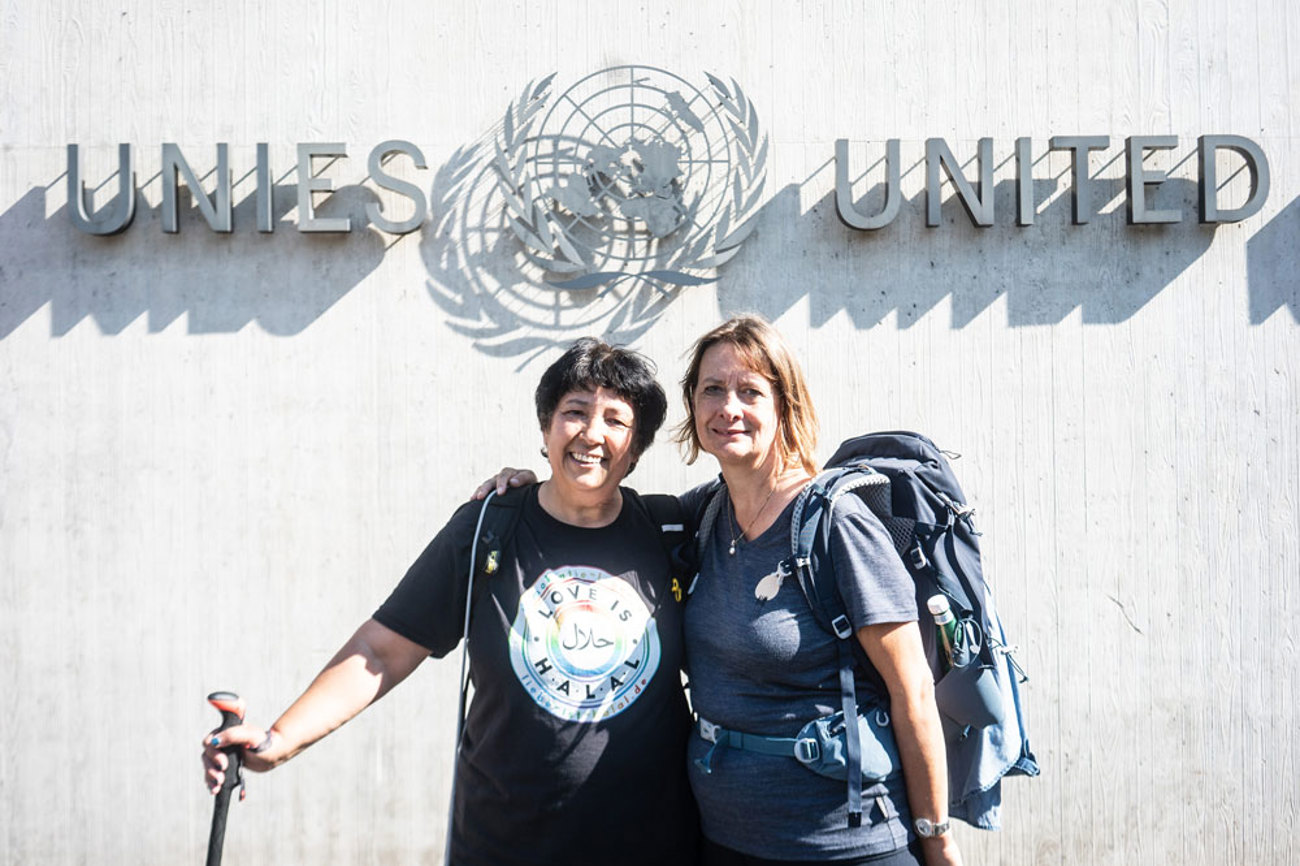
[{"xmin": 2, "ymin": 1, "xmax": 1297, "ymax": 863}]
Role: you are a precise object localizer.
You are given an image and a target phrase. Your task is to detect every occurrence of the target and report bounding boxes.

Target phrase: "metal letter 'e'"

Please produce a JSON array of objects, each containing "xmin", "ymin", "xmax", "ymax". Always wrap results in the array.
[
  {"xmin": 366, "ymin": 140, "xmax": 429, "ymax": 234},
  {"xmin": 1125, "ymin": 136, "xmax": 1181, "ymax": 224},
  {"xmin": 297, "ymin": 143, "xmax": 351, "ymax": 233},
  {"xmin": 834, "ymin": 139, "xmax": 901, "ymax": 231},
  {"xmin": 67, "ymin": 144, "xmax": 136, "ymax": 235},
  {"xmin": 1198, "ymin": 135, "xmax": 1270, "ymax": 223},
  {"xmin": 1049, "ymin": 136, "xmax": 1110, "ymax": 224}
]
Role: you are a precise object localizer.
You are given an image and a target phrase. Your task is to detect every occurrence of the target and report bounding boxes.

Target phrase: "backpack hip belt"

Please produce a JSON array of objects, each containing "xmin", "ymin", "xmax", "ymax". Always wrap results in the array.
[{"xmin": 694, "ymin": 716, "xmax": 820, "ymax": 774}]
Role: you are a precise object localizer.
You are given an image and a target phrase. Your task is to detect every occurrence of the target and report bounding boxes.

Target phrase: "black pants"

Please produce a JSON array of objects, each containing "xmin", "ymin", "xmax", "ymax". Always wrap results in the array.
[{"xmin": 702, "ymin": 837, "xmax": 924, "ymax": 866}]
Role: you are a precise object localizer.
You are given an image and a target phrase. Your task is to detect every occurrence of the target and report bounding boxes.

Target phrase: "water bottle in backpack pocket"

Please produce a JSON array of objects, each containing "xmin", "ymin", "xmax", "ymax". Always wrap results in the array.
[{"xmin": 928, "ymin": 594, "xmax": 1006, "ymax": 729}]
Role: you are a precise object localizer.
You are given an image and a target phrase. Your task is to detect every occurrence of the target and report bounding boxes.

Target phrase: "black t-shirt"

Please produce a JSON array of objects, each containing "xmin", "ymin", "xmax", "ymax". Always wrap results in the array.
[{"xmin": 374, "ymin": 485, "xmax": 699, "ymax": 866}]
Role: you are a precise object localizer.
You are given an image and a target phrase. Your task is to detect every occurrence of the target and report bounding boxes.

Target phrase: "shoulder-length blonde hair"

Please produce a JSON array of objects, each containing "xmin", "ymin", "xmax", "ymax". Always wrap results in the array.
[{"xmin": 674, "ymin": 315, "xmax": 820, "ymax": 476}]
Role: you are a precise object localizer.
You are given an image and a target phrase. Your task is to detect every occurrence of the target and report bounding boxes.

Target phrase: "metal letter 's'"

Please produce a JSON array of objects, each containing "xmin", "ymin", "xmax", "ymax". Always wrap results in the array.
[
  {"xmin": 297, "ymin": 143, "xmax": 351, "ymax": 233},
  {"xmin": 161, "ymin": 143, "xmax": 233, "ymax": 233},
  {"xmin": 1125, "ymin": 136, "xmax": 1180, "ymax": 224},
  {"xmin": 256, "ymin": 143, "xmax": 274, "ymax": 233},
  {"xmin": 925, "ymin": 138, "xmax": 994, "ymax": 228},
  {"xmin": 366, "ymin": 140, "xmax": 429, "ymax": 234},
  {"xmin": 1049, "ymin": 136, "xmax": 1110, "ymax": 224},
  {"xmin": 1015, "ymin": 137, "xmax": 1034, "ymax": 226},
  {"xmin": 67, "ymin": 144, "xmax": 136, "ymax": 235},
  {"xmin": 1198, "ymin": 135, "xmax": 1271, "ymax": 223},
  {"xmin": 834, "ymin": 139, "xmax": 901, "ymax": 231}
]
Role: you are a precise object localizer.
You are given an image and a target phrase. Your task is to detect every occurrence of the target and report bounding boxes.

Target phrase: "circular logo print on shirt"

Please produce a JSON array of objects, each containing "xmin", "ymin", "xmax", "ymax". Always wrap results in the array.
[{"xmin": 509, "ymin": 566, "xmax": 661, "ymax": 722}]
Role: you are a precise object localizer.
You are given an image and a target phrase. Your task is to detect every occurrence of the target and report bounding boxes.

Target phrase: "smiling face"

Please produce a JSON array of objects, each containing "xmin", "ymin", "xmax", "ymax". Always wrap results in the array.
[
  {"xmin": 542, "ymin": 386, "xmax": 638, "ymax": 505},
  {"xmin": 692, "ymin": 342, "xmax": 783, "ymax": 472}
]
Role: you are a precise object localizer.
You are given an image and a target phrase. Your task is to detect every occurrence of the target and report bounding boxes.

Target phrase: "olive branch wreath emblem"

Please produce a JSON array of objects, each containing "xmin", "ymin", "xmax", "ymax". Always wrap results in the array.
[{"xmin": 492, "ymin": 71, "xmax": 768, "ymax": 293}]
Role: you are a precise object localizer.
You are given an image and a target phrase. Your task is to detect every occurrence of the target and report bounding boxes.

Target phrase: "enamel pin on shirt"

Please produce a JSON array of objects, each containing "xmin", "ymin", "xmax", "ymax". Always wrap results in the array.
[
  {"xmin": 754, "ymin": 568, "xmax": 784, "ymax": 601},
  {"xmin": 754, "ymin": 560, "xmax": 794, "ymax": 602}
]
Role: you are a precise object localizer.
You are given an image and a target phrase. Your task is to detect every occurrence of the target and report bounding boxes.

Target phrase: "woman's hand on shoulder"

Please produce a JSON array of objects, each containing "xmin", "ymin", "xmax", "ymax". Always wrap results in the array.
[{"xmin": 472, "ymin": 467, "xmax": 539, "ymax": 499}]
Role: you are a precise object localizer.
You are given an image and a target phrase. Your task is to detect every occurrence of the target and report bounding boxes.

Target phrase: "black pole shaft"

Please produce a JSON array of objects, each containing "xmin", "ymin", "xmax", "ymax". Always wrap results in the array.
[
  {"xmin": 206, "ymin": 784, "xmax": 234, "ymax": 866},
  {"xmin": 205, "ymin": 693, "xmax": 244, "ymax": 866}
]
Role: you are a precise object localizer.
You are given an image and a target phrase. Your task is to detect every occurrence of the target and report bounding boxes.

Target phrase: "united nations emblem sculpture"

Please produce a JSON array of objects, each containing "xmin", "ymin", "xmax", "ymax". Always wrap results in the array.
[{"xmin": 494, "ymin": 65, "xmax": 767, "ymax": 292}]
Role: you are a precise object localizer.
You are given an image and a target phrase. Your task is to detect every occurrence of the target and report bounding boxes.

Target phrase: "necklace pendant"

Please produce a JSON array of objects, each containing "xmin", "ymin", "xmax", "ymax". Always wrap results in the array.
[{"xmin": 728, "ymin": 539, "xmax": 737, "ymax": 556}]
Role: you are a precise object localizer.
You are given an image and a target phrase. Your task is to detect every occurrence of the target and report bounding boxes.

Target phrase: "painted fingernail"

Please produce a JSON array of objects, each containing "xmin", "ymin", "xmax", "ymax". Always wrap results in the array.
[{"xmin": 209, "ymin": 736, "xmax": 220, "ymax": 747}]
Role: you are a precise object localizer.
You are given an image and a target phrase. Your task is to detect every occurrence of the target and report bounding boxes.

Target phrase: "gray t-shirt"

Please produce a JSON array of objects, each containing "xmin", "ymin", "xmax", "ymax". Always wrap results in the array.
[{"xmin": 683, "ymin": 487, "xmax": 919, "ymax": 859}]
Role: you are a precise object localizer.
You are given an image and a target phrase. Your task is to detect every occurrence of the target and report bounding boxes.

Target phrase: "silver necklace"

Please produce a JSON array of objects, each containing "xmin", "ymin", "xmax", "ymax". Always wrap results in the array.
[{"xmin": 728, "ymin": 483, "xmax": 778, "ymax": 556}]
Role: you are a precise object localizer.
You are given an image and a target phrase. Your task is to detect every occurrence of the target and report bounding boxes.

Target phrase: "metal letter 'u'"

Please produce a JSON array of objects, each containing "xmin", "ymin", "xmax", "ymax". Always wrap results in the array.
[
  {"xmin": 835, "ymin": 139, "xmax": 901, "ymax": 231},
  {"xmin": 67, "ymin": 144, "xmax": 136, "ymax": 235}
]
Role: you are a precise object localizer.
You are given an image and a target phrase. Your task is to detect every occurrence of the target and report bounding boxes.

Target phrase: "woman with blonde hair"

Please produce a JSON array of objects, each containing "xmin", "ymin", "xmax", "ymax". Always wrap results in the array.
[{"xmin": 676, "ymin": 316, "xmax": 959, "ymax": 866}]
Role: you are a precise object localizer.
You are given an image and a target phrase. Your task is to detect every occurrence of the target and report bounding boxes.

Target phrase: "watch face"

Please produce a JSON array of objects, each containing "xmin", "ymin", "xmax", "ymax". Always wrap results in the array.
[{"xmin": 914, "ymin": 817, "xmax": 949, "ymax": 837}]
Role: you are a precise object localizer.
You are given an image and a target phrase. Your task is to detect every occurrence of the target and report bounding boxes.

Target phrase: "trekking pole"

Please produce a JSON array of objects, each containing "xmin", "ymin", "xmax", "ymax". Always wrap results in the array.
[{"xmin": 205, "ymin": 691, "xmax": 246, "ymax": 866}]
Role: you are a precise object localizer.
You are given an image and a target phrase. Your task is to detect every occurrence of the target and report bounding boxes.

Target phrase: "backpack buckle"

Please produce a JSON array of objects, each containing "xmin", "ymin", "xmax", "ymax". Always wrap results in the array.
[
  {"xmin": 698, "ymin": 717, "xmax": 720, "ymax": 744},
  {"xmin": 795, "ymin": 738, "xmax": 821, "ymax": 763},
  {"xmin": 909, "ymin": 544, "xmax": 929, "ymax": 570},
  {"xmin": 830, "ymin": 614, "xmax": 853, "ymax": 640}
]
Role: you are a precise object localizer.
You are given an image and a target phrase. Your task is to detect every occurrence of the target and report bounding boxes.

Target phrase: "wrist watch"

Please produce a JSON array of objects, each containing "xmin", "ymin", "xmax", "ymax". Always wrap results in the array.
[{"xmin": 914, "ymin": 817, "xmax": 951, "ymax": 838}]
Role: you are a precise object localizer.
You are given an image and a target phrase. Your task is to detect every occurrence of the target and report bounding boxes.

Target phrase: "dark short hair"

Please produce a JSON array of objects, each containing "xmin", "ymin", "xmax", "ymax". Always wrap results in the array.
[{"xmin": 535, "ymin": 338, "xmax": 668, "ymax": 468}]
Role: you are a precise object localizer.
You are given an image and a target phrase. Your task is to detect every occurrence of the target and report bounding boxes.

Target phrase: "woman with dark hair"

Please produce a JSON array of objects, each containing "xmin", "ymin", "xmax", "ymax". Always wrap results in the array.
[{"xmin": 202, "ymin": 338, "xmax": 699, "ymax": 866}]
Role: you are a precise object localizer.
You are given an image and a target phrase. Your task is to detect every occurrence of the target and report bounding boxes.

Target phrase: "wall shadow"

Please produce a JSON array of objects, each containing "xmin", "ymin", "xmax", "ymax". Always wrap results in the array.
[
  {"xmin": 0, "ymin": 180, "xmax": 386, "ymax": 338},
  {"xmin": 719, "ymin": 172, "xmax": 1218, "ymax": 328},
  {"xmin": 3, "ymin": 157, "xmax": 1271, "ymax": 346},
  {"xmin": 1246, "ymin": 196, "xmax": 1300, "ymax": 324}
]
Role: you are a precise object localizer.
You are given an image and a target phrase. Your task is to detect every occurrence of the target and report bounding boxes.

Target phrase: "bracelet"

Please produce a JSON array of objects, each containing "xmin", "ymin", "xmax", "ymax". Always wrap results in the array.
[{"xmin": 250, "ymin": 728, "xmax": 278, "ymax": 754}]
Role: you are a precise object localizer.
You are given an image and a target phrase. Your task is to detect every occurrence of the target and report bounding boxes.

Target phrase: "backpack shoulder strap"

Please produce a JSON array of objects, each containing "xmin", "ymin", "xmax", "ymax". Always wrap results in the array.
[
  {"xmin": 474, "ymin": 485, "xmax": 528, "ymax": 579},
  {"xmin": 690, "ymin": 482, "xmax": 728, "ymax": 595},
  {"xmin": 448, "ymin": 485, "xmax": 528, "ymax": 863},
  {"xmin": 788, "ymin": 466, "xmax": 890, "ymax": 638},
  {"xmin": 786, "ymin": 466, "xmax": 893, "ymax": 829},
  {"xmin": 640, "ymin": 492, "xmax": 684, "ymax": 526},
  {"xmin": 624, "ymin": 490, "xmax": 695, "ymax": 600}
]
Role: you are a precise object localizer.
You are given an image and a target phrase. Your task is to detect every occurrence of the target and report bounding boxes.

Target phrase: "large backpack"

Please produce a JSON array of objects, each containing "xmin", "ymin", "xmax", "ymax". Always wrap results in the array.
[{"xmin": 694, "ymin": 431, "xmax": 1038, "ymax": 830}]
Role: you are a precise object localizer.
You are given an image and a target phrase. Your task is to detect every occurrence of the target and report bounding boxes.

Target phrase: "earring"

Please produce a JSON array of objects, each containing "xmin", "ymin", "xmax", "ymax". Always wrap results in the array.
[{"xmin": 540, "ymin": 447, "xmax": 548, "ymax": 458}]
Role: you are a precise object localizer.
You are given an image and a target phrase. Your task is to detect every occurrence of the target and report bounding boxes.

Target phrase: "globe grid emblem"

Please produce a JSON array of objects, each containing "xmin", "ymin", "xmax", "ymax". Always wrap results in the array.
[
  {"xmin": 496, "ymin": 65, "xmax": 767, "ymax": 293},
  {"xmin": 424, "ymin": 66, "xmax": 767, "ymax": 353}
]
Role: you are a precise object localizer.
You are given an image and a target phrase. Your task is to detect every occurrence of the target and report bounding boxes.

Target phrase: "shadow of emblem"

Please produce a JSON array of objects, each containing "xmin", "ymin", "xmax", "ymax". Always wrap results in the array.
[{"xmin": 422, "ymin": 66, "xmax": 767, "ymax": 361}]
